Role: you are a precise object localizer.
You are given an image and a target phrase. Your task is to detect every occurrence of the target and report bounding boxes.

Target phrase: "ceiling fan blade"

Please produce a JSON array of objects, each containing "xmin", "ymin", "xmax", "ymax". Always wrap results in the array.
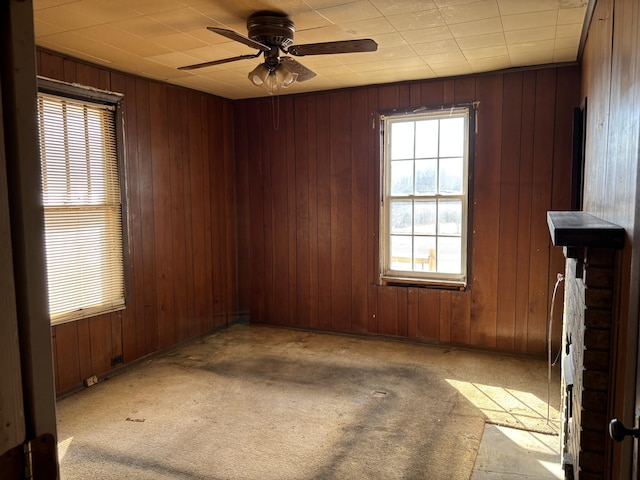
[
  {"xmin": 178, "ymin": 53, "xmax": 261, "ymax": 71},
  {"xmin": 280, "ymin": 57, "xmax": 316, "ymax": 82},
  {"xmin": 207, "ymin": 26, "xmax": 271, "ymax": 52},
  {"xmin": 287, "ymin": 39, "xmax": 377, "ymax": 56}
]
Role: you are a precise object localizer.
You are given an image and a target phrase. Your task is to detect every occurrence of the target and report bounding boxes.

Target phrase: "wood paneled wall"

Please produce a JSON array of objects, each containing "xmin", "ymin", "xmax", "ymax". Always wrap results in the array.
[
  {"xmin": 37, "ymin": 50, "xmax": 239, "ymax": 395},
  {"xmin": 235, "ymin": 66, "xmax": 579, "ymax": 355},
  {"xmin": 580, "ymin": 0, "xmax": 640, "ymax": 476}
]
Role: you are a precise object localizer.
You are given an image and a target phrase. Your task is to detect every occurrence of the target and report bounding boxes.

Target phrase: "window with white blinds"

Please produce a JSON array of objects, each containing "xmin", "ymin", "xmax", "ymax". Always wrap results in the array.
[{"xmin": 37, "ymin": 91, "xmax": 125, "ymax": 324}]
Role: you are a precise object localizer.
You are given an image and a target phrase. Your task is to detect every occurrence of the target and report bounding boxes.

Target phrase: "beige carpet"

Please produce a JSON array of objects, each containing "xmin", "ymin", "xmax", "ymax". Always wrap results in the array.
[{"xmin": 56, "ymin": 324, "xmax": 561, "ymax": 479}]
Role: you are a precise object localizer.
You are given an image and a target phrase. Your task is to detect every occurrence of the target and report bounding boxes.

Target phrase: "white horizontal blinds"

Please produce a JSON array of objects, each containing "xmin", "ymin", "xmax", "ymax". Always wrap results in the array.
[{"xmin": 38, "ymin": 92, "xmax": 125, "ymax": 323}]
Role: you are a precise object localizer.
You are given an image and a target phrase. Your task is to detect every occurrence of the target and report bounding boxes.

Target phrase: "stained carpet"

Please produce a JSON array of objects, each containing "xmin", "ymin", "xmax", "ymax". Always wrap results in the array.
[{"xmin": 56, "ymin": 324, "xmax": 560, "ymax": 479}]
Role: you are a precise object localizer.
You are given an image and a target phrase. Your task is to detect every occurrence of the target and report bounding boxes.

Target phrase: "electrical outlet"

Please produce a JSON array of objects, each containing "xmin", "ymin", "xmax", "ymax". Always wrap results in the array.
[{"xmin": 84, "ymin": 375, "xmax": 98, "ymax": 387}]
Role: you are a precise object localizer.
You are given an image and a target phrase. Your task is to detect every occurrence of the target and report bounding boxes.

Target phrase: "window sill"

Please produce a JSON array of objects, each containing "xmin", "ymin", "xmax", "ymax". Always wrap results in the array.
[{"xmin": 380, "ymin": 275, "xmax": 467, "ymax": 291}]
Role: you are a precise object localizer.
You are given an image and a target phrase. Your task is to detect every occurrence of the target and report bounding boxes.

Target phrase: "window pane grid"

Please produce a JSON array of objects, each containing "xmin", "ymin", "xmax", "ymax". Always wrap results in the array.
[
  {"xmin": 383, "ymin": 109, "xmax": 468, "ymax": 283},
  {"xmin": 38, "ymin": 91, "xmax": 125, "ymax": 323}
]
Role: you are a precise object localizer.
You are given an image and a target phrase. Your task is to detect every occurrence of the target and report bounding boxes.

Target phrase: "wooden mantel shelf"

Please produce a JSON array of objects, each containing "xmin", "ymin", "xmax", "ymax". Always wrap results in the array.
[{"xmin": 547, "ymin": 211, "xmax": 625, "ymax": 249}]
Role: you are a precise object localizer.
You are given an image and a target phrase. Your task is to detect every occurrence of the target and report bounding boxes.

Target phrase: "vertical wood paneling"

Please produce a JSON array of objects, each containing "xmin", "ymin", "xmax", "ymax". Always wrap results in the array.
[
  {"xmin": 261, "ymin": 103, "xmax": 275, "ymax": 325},
  {"xmin": 149, "ymin": 81, "xmax": 175, "ymax": 349},
  {"xmin": 271, "ymin": 98, "xmax": 290, "ymax": 326},
  {"xmin": 367, "ymin": 87, "xmax": 379, "ymax": 334},
  {"xmin": 307, "ymin": 96, "xmax": 319, "ymax": 329},
  {"xmin": 351, "ymin": 89, "xmax": 370, "ymax": 333},
  {"xmin": 285, "ymin": 98, "xmax": 298, "ymax": 328},
  {"xmin": 496, "ymin": 72, "xmax": 523, "ymax": 350},
  {"xmin": 407, "ymin": 288, "xmax": 419, "ymax": 337},
  {"xmin": 234, "ymin": 101, "xmax": 251, "ymax": 317},
  {"xmin": 135, "ymin": 77, "xmax": 159, "ymax": 355},
  {"xmin": 76, "ymin": 319, "xmax": 92, "ymax": 382},
  {"xmin": 316, "ymin": 94, "xmax": 332, "ymax": 330},
  {"xmin": 201, "ymin": 97, "xmax": 214, "ymax": 331},
  {"xmin": 420, "ymin": 289, "xmax": 440, "ymax": 341},
  {"xmin": 239, "ymin": 66, "xmax": 577, "ymax": 356},
  {"xmin": 167, "ymin": 87, "xmax": 188, "ymax": 342},
  {"xmin": 223, "ymin": 100, "xmax": 237, "ymax": 327},
  {"xmin": 470, "ymin": 74, "xmax": 503, "ymax": 348},
  {"xmin": 246, "ymin": 101, "xmax": 265, "ymax": 323},
  {"xmin": 514, "ymin": 71, "xmax": 536, "ymax": 352},
  {"xmin": 188, "ymin": 93, "xmax": 207, "ymax": 333},
  {"xmin": 377, "ymin": 286, "xmax": 398, "ymax": 336},
  {"xmin": 88, "ymin": 314, "xmax": 112, "ymax": 374},
  {"xmin": 527, "ymin": 68, "xmax": 557, "ymax": 354},
  {"xmin": 396, "ymin": 288, "xmax": 408, "ymax": 337},
  {"xmin": 294, "ymin": 97, "xmax": 311, "ymax": 329},
  {"xmin": 40, "ymin": 51, "xmax": 238, "ymax": 394},
  {"xmin": 330, "ymin": 91, "xmax": 352, "ymax": 332},
  {"xmin": 580, "ymin": 0, "xmax": 640, "ymax": 475},
  {"xmin": 53, "ymin": 323, "xmax": 80, "ymax": 391}
]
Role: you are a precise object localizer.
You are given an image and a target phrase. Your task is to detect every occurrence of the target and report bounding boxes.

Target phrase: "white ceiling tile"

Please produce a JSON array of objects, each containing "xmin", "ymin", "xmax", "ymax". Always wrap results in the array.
[
  {"xmin": 421, "ymin": 49, "xmax": 466, "ymax": 64},
  {"xmin": 448, "ymin": 17, "xmax": 503, "ymax": 38},
  {"xmin": 504, "ymin": 26, "xmax": 556, "ymax": 44},
  {"xmin": 502, "ymin": 10, "xmax": 558, "ymax": 31},
  {"xmin": 400, "ymin": 26, "xmax": 453, "ymax": 44},
  {"xmin": 293, "ymin": 25, "xmax": 352, "ymax": 43},
  {"xmin": 130, "ymin": 0, "xmax": 190, "ymax": 16},
  {"xmin": 74, "ymin": 24, "xmax": 172, "ymax": 57},
  {"xmin": 387, "ymin": 9, "xmax": 447, "ymax": 31},
  {"xmin": 317, "ymin": 1, "xmax": 382, "ymax": 24},
  {"xmin": 467, "ymin": 54, "xmax": 511, "ymax": 72},
  {"xmin": 36, "ymin": 31, "xmax": 123, "ymax": 64},
  {"xmin": 372, "ymin": 32, "xmax": 410, "ymax": 48},
  {"xmin": 463, "ymin": 44, "xmax": 508, "ymax": 59},
  {"xmin": 146, "ymin": 51, "xmax": 208, "ymax": 68},
  {"xmin": 429, "ymin": 62, "xmax": 473, "ymax": 77},
  {"xmin": 347, "ymin": 55, "xmax": 425, "ymax": 73},
  {"xmin": 553, "ymin": 36, "xmax": 579, "ymax": 50},
  {"xmin": 556, "ymin": 23, "xmax": 583, "ymax": 38},
  {"xmin": 149, "ymin": 7, "xmax": 221, "ymax": 32},
  {"xmin": 147, "ymin": 33, "xmax": 210, "ymax": 52},
  {"xmin": 557, "ymin": 6, "xmax": 587, "ymax": 24},
  {"xmin": 510, "ymin": 51, "xmax": 553, "ymax": 66},
  {"xmin": 412, "ymin": 39, "xmax": 461, "ymax": 56},
  {"xmin": 65, "ymin": 0, "xmax": 143, "ymax": 23},
  {"xmin": 553, "ymin": 46, "xmax": 578, "ymax": 62},
  {"xmin": 34, "ymin": 0, "xmax": 77, "ymax": 10},
  {"xmin": 507, "ymin": 39, "xmax": 555, "ymax": 55},
  {"xmin": 112, "ymin": 16, "xmax": 180, "ymax": 38},
  {"xmin": 370, "ymin": 0, "xmax": 438, "ymax": 16},
  {"xmin": 34, "ymin": 18, "xmax": 66, "ymax": 37},
  {"xmin": 433, "ymin": 0, "xmax": 484, "ymax": 6},
  {"xmin": 340, "ymin": 17, "xmax": 396, "ymax": 37},
  {"xmin": 496, "ymin": 0, "xmax": 559, "ymax": 16},
  {"xmin": 290, "ymin": 11, "xmax": 332, "ymax": 31},
  {"xmin": 34, "ymin": 5, "xmax": 103, "ymax": 30},
  {"xmin": 455, "ymin": 32, "xmax": 505, "ymax": 49},
  {"xmin": 439, "ymin": 0, "xmax": 500, "ymax": 25}
]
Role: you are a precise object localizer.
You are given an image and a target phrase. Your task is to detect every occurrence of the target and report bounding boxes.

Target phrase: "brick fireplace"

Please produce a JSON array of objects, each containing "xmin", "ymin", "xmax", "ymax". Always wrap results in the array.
[{"xmin": 547, "ymin": 211, "xmax": 625, "ymax": 479}]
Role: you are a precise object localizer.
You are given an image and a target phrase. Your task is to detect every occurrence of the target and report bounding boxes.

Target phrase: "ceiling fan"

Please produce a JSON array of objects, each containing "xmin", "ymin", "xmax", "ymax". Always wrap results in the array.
[{"xmin": 178, "ymin": 11, "xmax": 378, "ymax": 94}]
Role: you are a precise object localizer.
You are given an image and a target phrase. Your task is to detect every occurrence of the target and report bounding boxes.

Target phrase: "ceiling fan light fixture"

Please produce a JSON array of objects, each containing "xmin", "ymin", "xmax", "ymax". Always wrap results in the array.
[
  {"xmin": 249, "ymin": 63, "xmax": 299, "ymax": 94},
  {"xmin": 279, "ymin": 62, "xmax": 298, "ymax": 87},
  {"xmin": 248, "ymin": 64, "xmax": 270, "ymax": 86}
]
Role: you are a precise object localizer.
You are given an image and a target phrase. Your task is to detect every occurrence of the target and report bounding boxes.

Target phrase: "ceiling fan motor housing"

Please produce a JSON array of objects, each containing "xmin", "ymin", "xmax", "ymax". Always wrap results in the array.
[{"xmin": 247, "ymin": 11, "xmax": 295, "ymax": 48}]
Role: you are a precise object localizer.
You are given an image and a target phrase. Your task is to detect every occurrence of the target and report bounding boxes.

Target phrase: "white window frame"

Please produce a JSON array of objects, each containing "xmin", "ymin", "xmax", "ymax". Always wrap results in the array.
[
  {"xmin": 380, "ymin": 106, "xmax": 471, "ymax": 288},
  {"xmin": 37, "ymin": 77, "xmax": 128, "ymax": 325}
]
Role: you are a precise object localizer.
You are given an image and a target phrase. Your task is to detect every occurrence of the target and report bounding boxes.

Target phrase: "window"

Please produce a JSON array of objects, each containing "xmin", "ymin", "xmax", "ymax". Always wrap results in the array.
[
  {"xmin": 381, "ymin": 107, "xmax": 470, "ymax": 287},
  {"xmin": 37, "ymin": 81, "xmax": 126, "ymax": 324}
]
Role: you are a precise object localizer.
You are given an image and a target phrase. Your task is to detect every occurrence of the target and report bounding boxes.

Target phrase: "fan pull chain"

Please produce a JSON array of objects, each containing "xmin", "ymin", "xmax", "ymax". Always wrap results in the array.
[{"xmin": 271, "ymin": 90, "xmax": 280, "ymax": 130}]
